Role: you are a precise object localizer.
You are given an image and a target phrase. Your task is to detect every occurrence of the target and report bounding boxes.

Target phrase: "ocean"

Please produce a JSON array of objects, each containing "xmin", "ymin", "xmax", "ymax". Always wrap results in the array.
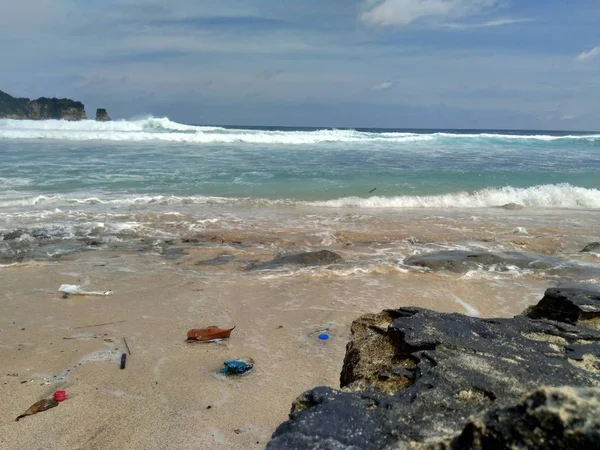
[
  {"xmin": 1, "ymin": 117, "xmax": 600, "ymax": 448},
  {"xmin": 1, "ymin": 116, "xmax": 599, "ymax": 269}
]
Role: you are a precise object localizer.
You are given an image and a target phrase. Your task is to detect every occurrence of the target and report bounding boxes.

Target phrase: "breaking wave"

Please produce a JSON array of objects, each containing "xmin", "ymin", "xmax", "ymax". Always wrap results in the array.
[
  {"xmin": 0, "ymin": 117, "xmax": 598, "ymax": 145},
  {"xmin": 313, "ymin": 184, "xmax": 600, "ymax": 209},
  {"xmin": 2, "ymin": 184, "xmax": 599, "ymax": 209}
]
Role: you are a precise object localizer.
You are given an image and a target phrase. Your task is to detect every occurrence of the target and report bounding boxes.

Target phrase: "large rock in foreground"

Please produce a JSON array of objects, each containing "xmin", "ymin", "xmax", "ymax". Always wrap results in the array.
[
  {"xmin": 450, "ymin": 386, "xmax": 600, "ymax": 450},
  {"xmin": 268, "ymin": 285, "xmax": 600, "ymax": 449}
]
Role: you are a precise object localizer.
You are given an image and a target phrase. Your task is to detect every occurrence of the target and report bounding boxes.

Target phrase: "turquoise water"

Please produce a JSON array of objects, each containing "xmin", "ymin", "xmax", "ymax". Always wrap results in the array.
[{"xmin": 1, "ymin": 118, "xmax": 599, "ymax": 207}]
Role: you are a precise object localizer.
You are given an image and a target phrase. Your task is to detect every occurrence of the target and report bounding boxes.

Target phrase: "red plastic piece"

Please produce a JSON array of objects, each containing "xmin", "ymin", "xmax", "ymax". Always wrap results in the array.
[{"xmin": 53, "ymin": 390, "xmax": 68, "ymax": 402}]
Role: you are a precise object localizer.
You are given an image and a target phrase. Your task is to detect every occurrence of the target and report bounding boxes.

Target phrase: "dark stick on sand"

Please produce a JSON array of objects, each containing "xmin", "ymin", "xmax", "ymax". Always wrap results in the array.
[
  {"xmin": 123, "ymin": 337, "xmax": 132, "ymax": 355},
  {"xmin": 369, "ymin": 188, "xmax": 377, "ymax": 194},
  {"xmin": 73, "ymin": 320, "xmax": 126, "ymax": 329}
]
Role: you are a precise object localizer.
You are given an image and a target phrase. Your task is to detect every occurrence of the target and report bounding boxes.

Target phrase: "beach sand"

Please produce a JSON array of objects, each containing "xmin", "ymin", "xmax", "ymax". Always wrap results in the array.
[{"xmin": 1, "ymin": 207, "xmax": 599, "ymax": 449}]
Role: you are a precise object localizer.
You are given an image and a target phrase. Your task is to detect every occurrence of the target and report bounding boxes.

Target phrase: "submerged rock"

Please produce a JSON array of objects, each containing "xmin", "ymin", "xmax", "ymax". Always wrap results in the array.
[
  {"xmin": 581, "ymin": 242, "xmax": 600, "ymax": 253},
  {"xmin": 195, "ymin": 255, "xmax": 235, "ymax": 266},
  {"xmin": 404, "ymin": 250, "xmax": 552, "ymax": 273},
  {"xmin": 1, "ymin": 229, "xmax": 26, "ymax": 240},
  {"xmin": 404, "ymin": 250, "xmax": 600, "ymax": 279},
  {"xmin": 248, "ymin": 250, "xmax": 342, "ymax": 270},
  {"xmin": 268, "ymin": 286, "xmax": 600, "ymax": 449},
  {"xmin": 497, "ymin": 202, "xmax": 524, "ymax": 210}
]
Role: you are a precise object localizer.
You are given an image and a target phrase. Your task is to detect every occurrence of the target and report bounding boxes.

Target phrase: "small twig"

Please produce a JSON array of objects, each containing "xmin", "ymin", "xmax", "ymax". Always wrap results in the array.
[
  {"xmin": 73, "ymin": 320, "xmax": 126, "ymax": 329},
  {"xmin": 369, "ymin": 188, "xmax": 377, "ymax": 194},
  {"xmin": 123, "ymin": 337, "xmax": 132, "ymax": 355}
]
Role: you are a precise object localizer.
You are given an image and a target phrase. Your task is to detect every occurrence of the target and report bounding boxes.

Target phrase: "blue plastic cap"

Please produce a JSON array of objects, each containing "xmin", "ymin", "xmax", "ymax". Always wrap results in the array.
[{"xmin": 318, "ymin": 334, "xmax": 329, "ymax": 340}]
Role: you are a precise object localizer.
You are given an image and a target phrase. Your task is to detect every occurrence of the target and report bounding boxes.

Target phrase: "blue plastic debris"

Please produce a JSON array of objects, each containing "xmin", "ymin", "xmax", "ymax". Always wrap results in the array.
[
  {"xmin": 220, "ymin": 357, "xmax": 254, "ymax": 375},
  {"xmin": 318, "ymin": 333, "xmax": 329, "ymax": 340}
]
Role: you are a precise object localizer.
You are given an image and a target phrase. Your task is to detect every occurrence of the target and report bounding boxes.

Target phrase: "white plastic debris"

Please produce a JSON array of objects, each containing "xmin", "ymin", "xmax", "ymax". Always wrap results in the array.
[{"xmin": 58, "ymin": 284, "xmax": 112, "ymax": 296}]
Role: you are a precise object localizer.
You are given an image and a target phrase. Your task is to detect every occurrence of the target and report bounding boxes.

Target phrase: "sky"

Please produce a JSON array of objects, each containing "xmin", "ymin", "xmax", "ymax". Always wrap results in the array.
[{"xmin": 0, "ymin": 0, "xmax": 599, "ymax": 130}]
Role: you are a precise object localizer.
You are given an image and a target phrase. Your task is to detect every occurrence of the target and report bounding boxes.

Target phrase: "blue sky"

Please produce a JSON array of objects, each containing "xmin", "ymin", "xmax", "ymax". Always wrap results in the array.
[{"xmin": 1, "ymin": 0, "xmax": 599, "ymax": 129}]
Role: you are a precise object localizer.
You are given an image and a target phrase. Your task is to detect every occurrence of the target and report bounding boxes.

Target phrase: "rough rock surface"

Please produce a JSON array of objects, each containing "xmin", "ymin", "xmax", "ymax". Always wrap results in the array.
[
  {"xmin": 404, "ymin": 250, "xmax": 600, "ymax": 279},
  {"xmin": 448, "ymin": 386, "xmax": 600, "ymax": 450},
  {"xmin": 268, "ymin": 285, "xmax": 600, "ymax": 449},
  {"xmin": 248, "ymin": 250, "xmax": 342, "ymax": 270},
  {"xmin": 524, "ymin": 285, "xmax": 600, "ymax": 329},
  {"xmin": 0, "ymin": 89, "xmax": 86, "ymax": 120},
  {"xmin": 95, "ymin": 108, "xmax": 111, "ymax": 121}
]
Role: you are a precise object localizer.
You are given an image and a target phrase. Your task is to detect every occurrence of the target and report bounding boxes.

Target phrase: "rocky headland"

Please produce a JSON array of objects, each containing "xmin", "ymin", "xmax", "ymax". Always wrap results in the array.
[
  {"xmin": 268, "ymin": 284, "xmax": 600, "ymax": 449},
  {"xmin": 0, "ymin": 89, "xmax": 110, "ymax": 121}
]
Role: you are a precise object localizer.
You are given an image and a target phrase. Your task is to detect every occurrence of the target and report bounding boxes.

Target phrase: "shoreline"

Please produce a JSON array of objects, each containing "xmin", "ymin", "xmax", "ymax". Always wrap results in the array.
[{"xmin": 1, "ymin": 205, "xmax": 599, "ymax": 448}]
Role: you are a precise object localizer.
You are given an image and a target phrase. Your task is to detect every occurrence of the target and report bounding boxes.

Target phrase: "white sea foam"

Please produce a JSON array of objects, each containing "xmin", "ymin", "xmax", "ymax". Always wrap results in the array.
[
  {"xmin": 450, "ymin": 295, "xmax": 481, "ymax": 317},
  {"xmin": 1, "ymin": 184, "xmax": 599, "ymax": 210},
  {"xmin": 312, "ymin": 184, "xmax": 600, "ymax": 209},
  {"xmin": 1, "ymin": 117, "xmax": 598, "ymax": 144}
]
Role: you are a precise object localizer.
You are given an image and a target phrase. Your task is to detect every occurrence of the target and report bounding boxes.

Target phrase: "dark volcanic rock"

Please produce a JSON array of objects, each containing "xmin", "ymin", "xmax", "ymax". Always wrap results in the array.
[
  {"xmin": 95, "ymin": 108, "xmax": 111, "ymax": 121},
  {"xmin": 523, "ymin": 284, "xmax": 600, "ymax": 329},
  {"xmin": 450, "ymin": 386, "xmax": 600, "ymax": 450},
  {"xmin": 248, "ymin": 250, "xmax": 342, "ymax": 270},
  {"xmin": 581, "ymin": 242, "xmax": 600, "ymax": 253},
  {"xmin": 268, "ymin": 288, "xmax": 600, "ymax": 449}
]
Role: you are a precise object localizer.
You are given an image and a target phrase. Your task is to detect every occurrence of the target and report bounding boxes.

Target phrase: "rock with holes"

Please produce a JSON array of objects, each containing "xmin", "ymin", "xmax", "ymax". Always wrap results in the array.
[
  {"xmin": 268, "ymin": 290, "xmax": 600, "ymax": 449},
  {"xmin": 523, "ymin": 284, "xmax": 600, "ymax": 330}
]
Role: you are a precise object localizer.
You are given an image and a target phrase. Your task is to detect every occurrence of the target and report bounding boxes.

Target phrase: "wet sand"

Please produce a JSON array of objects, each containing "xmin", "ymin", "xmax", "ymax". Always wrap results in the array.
[{"xmin": 1, "ymin": 207, "xmax": 599, "ymax": 449}]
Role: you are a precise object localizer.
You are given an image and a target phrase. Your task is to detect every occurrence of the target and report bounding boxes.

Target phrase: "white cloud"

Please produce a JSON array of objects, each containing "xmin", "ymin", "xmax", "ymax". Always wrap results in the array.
[
  {"xmin": 574, "ymin": 46, "xmax": 600, "ymax": 63},
  {"xmin": 443, "ymin": 18, "xmax": 533, "ymax": 29},
  {"xmin": 361, "ymin": 0, "xmax": 502, "ymax": 26},
  {"xmin": 370, "ymin": 80, "xmax": 395, "ymax": 91}
]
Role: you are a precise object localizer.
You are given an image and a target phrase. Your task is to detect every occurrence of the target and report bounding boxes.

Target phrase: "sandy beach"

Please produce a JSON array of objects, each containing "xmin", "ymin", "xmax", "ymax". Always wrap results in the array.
[{"xmin": 1, "ymin": 207, "xmax": 599, "ymax": 449}]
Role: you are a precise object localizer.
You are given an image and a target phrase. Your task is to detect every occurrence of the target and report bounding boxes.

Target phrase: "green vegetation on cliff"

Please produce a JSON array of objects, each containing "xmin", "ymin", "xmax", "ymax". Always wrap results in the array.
[
  {"xmin": 0, "ymin": 90, "xmax": 30, "ymax": 118},
  {"xmin": 0, "ymin": 89, "xmax": 87, "ymax": 120}
]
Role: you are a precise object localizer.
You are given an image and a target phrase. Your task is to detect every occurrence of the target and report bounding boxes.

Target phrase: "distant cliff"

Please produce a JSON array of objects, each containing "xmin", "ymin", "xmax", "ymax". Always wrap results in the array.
[{"xmin": 0, "ymin": 89, "xmax": 87, "ymax": 120}]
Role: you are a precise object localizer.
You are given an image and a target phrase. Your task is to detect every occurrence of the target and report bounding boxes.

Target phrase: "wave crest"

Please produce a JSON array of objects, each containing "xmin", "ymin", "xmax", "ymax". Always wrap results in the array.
[
  {"xmin": 1, "ymin": 184, "xmax": 599, "ymax": 209},
  {"xmin": 1, "ymin": 117, "xmax": 598, "ymax": 144},
  {"xmin": 313, "ymin": 184, "xmax": 600, "ymax": 208}
]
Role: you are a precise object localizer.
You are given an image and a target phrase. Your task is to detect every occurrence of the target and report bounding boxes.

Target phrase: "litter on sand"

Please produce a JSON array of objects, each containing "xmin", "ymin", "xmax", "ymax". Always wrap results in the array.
[
  {"xmin": 187, "ymin": 326, "xmax": 236, "ymax": 342},
  {"xmin": 15, "ymin": 398, "xmax": 59, "ymax": 421},
  {"xmin": 220, "ymin": 357, "xmax": 254, "ymax": 375},
  {"xmin": 58, "ymin": 284, "xmax": 113, "ymax": 296}
]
